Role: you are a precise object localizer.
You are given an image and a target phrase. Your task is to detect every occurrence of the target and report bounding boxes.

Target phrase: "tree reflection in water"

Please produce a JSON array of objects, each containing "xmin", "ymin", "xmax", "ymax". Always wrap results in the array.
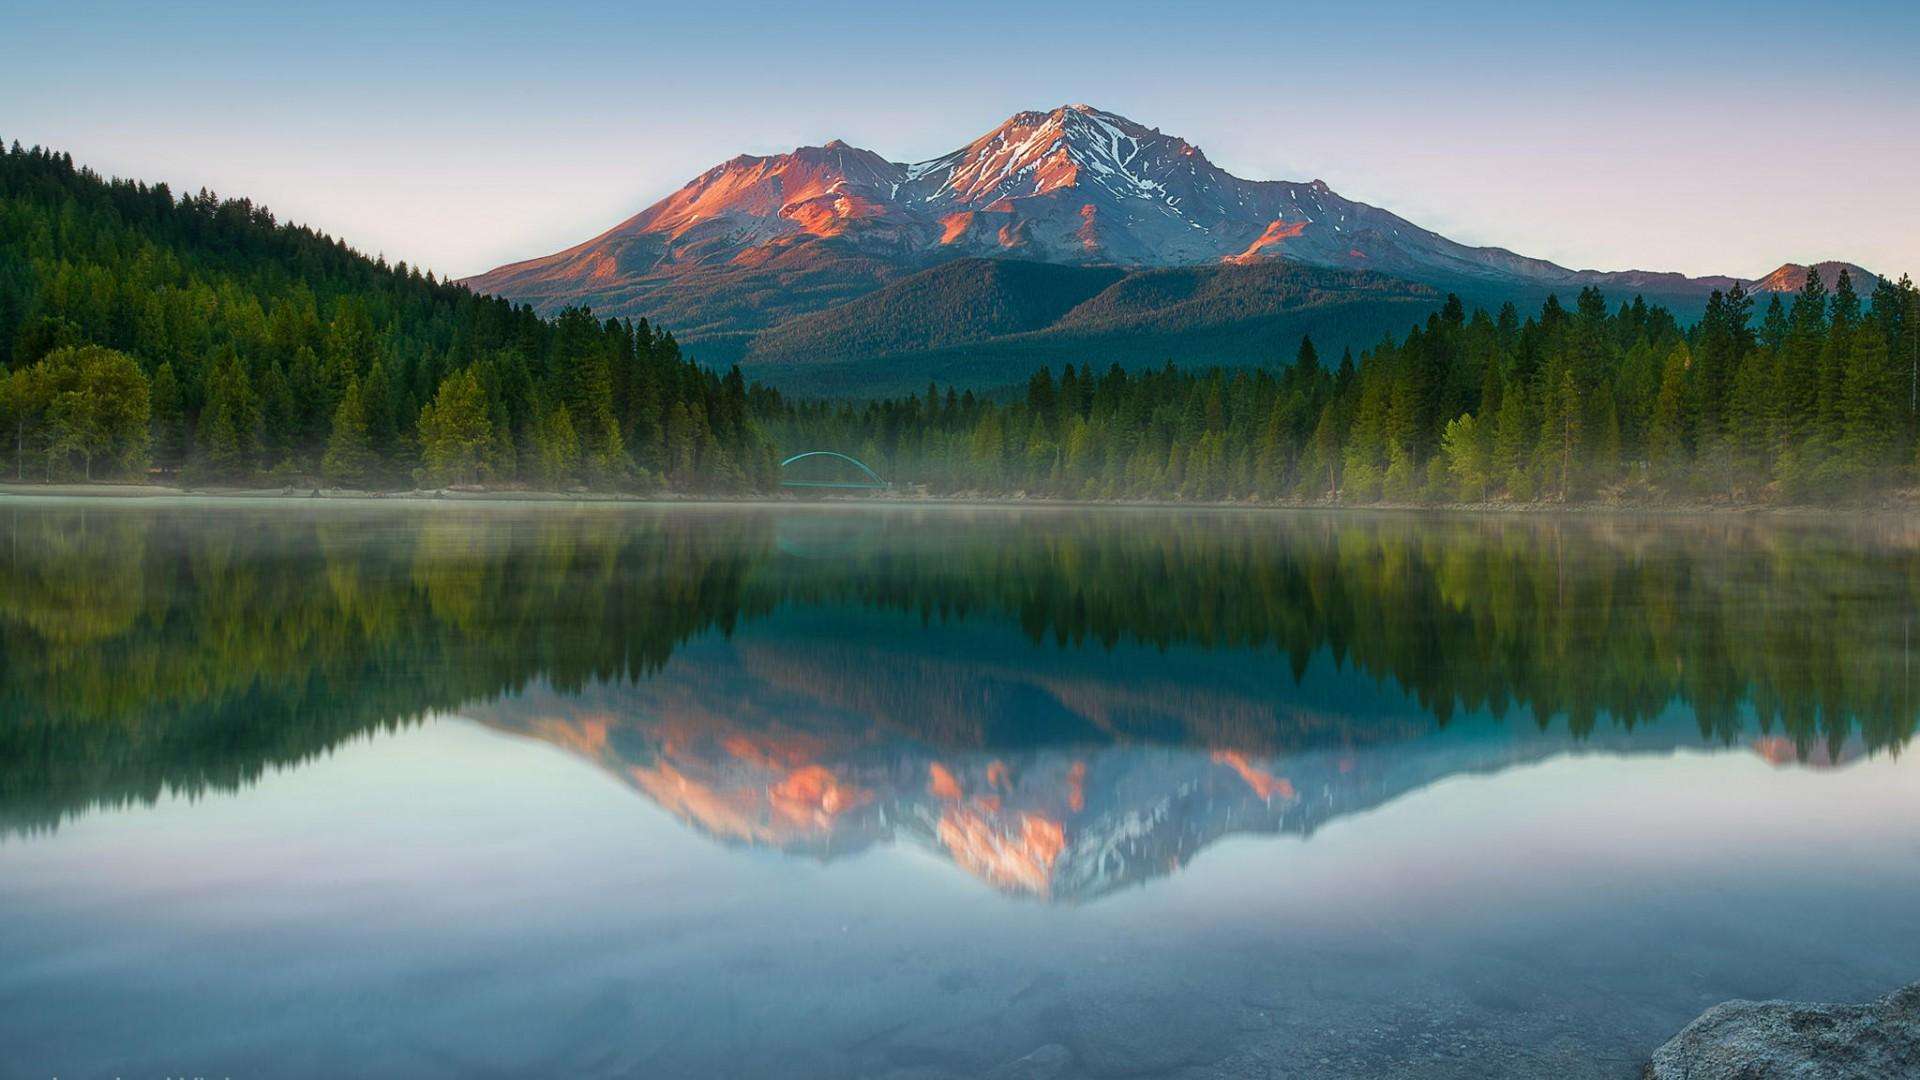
[{"xmin": 3, "ymin": 502, "xmax": 1914, "ymax": 897}]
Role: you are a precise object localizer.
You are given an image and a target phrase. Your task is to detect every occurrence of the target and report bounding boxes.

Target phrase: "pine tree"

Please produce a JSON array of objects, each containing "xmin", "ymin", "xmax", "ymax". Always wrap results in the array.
[
  {"xmin": 1614, "ymin": 339, "xmax": 1660, "ymax": 453},
  {"xmin": 1293, "ymin": 335, "xmax": 1321, "ymax": 382},
  {"xmin": 322, "ymin": 301, "xmax": 377, "ymax": 411},
  {"xmin": 1548, "ymin": 366, "xmax": 1583, "ymax": 499},
  {"xmin": 321, "ymin": 376, "xmax": 377, "ymax": 488},
  {"xmin": 1830, "ymin": 267, "xmax": 1861, "ymax": 331},
  {"xmin": 257, "ymin": 360, "xmax": 297, "ymax": 469},
  {"xmin": 1306, "ymin": 408, "xmax": 1341, "ymax": 499},
  {"xmin": 588, "ymin": 410, "xmax": 630, "ymax": 488},
  {"xmin": 664, "ymin": 402, "xmax": 699, "ymax": 488},
  {"xmin": 1493, "ymin": 384, "xmax": 1533, "ymax": 498},
  {"xmin": 1759, "ymin": 295, "xmax": 1790, "ymax": 352},
  {"xmin": 1836, "ymin": 322, "xmax": 1895, "ymax": 490},
  {"xmin": 288, "ymin": 345, "xmax": 326, "ymax": 452},
  {"xmin": 1774, "ymin": 278, "xmax": 1833, "ymax": 499},
  {"xmin": 1342, "ymin": 377, "xmax": 1391, "ymax": 500},
  {"xmin": 1725, "ymin": 349, "xmax": 1774, "ymax": 486},
  {"xmin": 196, "ymin": 346, "xmax": 260, "ymax": 481},
  {"xmin": 149, "ymin": 362, "xmax": 188, "ymax": 473},
  {"xmin": 1647, "ymin": 342, "xmax": 1690, "ymax": 486},
  {"xmin": 532, "ymin": 402, "xmax": 580, "ymax": 489},
  {"xmin": 363, "ymin": 359, "xmax": 397, "ymax": 464},
  {"xmin": 1594, "ymin": 392, "xmax": 1621, "ymax": 485},
  {"xmin": 1253, "ymin": 397, "xmax": 1289, "ymax": 497},
  {"xmin": 1690, "ymin": 292, "xmax": 1733, "ymax": 449}
]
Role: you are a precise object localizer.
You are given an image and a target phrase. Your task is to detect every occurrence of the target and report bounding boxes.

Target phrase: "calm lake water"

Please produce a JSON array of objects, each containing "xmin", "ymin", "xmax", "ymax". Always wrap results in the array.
[{"xmin": 3, "ymin": 499, "xmax": 1919, "ymax": 1080}]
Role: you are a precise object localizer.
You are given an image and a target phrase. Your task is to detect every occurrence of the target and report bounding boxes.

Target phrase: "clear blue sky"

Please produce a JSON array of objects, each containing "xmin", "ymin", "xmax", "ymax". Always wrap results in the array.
[{"xmin": 6, "ymin": 0, "xmax": 1916, "ymax": 281}]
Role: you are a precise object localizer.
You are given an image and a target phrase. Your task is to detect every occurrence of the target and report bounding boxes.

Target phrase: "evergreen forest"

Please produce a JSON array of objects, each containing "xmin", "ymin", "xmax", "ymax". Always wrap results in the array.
[{"xmin": 6, "ymin": 142, "xmax": 1918, "ymax": 505}]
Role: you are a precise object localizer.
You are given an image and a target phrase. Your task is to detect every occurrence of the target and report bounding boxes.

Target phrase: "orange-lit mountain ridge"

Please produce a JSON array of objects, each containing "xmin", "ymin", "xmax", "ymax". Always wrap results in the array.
[{"xmin": 463, "ymin": 105, "xmax": 1880, "ymax": 390}]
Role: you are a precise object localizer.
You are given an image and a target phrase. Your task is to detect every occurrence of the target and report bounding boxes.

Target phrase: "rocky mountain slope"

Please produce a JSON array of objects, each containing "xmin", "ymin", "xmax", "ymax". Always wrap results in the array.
[{"xmin": 464, "ymin": 105, "xmax": 1877, "ymax": 390}]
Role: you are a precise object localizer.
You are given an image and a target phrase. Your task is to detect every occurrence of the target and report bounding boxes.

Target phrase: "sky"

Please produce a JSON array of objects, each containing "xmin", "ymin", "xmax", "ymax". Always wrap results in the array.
[{"xmin": 5, "ymin": 0, "xmax": 1917, "ymax": 281}]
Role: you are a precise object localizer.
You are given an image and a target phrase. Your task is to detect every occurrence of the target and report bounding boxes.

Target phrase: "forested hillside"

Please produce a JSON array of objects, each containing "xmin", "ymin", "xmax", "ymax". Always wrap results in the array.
[
  {"xmin": 766, "ymin": 270, "xmax": 1920, "ymax": 504},
  {"xmin": 4, "ymin": 143, "xmax": 1916, "ymax": 505},
  {"xmin": 736, "ymin": 258, "xmax": 1443, "ymax": 397},
  {"xmin": 0, "ymin": 143, "xmax": 777, "ymax": 490},
  {"xmin": 741, "ymin": 259, "xmax": 1129, "ymax": 365}
]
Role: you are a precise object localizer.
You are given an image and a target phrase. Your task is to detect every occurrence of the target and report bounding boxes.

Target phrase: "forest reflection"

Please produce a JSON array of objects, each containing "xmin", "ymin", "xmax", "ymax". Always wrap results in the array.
[{"xmin": 2, "ymin": 502, "xmax": 1915, "ymax": 858}]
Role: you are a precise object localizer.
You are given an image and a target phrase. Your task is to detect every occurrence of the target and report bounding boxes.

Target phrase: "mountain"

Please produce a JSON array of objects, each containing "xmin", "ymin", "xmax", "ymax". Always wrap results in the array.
[
  {"xmin": 464, "ymin": 105, "xmax": 1878, "ymax": 391},
  {"xmin": 1746, "ymin": 260, "xmax": 1879, "ymax": 294}
]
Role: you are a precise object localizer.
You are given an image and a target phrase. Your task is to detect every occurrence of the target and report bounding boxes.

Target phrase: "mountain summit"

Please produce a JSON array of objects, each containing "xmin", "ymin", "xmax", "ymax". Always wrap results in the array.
[
  {"xmin": 463, "ymin": 105, "xmax": 1876, "ymax": 388},
  {"xmin": 896, "ymin": 104, "xmax": 1245, "ymax": 265},
  {"xmin": 467, "ymin": 103, "xmax": 1569, "ymax": 300}
]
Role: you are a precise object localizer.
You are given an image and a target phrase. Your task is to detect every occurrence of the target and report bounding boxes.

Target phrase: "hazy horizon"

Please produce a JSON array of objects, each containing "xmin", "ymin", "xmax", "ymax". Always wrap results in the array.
[{"xmin": 6, "ymin": 0, "xmax": 1917, "ymax": 282}]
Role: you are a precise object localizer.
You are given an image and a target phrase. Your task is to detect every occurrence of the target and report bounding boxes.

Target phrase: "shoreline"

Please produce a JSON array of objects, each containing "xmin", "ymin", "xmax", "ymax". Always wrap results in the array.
[{"xmin": 3, "ymin": 481, "xmax": 1918, "ymax": 517}]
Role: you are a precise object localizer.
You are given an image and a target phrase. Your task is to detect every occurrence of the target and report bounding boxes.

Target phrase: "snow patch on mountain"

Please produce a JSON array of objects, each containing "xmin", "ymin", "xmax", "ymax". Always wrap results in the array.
[{"xmin": 461, "ymin": 103, "xmax": 1878, "ymax": 339}]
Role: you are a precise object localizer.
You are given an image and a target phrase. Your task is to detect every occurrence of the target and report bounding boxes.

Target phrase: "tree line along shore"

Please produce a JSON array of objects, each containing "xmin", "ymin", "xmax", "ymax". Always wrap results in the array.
[{"xmin": 4, "ymin": 142, "xmax": 1918, "ymax": 506}]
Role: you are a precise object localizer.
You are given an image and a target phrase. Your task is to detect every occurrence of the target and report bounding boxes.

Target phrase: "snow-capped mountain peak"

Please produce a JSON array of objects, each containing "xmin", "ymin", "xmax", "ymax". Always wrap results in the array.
[
  {"xmin": 466, "ymin": 103, "xmax": 1432, "ymax": 288},
  {"xmin": 461, "ymin": 104, "xmax": 1876, "ymax": 353},
  {"xmin": 904, "ymin": 104, "xmax": 1200, "ymax": 210}
]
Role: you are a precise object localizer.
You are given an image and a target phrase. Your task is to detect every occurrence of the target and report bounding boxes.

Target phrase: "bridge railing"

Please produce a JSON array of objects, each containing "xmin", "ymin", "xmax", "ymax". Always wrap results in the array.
[{"xmin": 778, "ymin": 451, "xmax": 889, "ymax": 490}]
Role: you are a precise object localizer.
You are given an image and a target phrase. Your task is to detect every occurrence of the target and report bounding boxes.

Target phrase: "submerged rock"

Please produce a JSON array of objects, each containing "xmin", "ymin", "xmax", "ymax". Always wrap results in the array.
[{"xmin": 1646, "ymin": 981, "xmax": 1920, "ymax": 1079}]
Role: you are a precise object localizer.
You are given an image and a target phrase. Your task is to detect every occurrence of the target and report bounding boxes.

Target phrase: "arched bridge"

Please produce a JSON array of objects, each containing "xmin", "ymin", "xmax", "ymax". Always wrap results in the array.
[{"xmin": 778, "ymin": 451, "xmax": 889, "ymax": 491}]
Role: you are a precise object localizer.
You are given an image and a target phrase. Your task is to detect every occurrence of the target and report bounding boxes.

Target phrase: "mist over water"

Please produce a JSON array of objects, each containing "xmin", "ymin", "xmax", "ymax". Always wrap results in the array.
[{"xmin": 3, "ymin": 500, "xmax": 1918, "ymax": 1079}]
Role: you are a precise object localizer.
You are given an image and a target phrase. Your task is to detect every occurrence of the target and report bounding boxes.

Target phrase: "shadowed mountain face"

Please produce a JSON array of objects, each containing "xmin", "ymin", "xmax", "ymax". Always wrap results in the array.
[
  {"xmin": 2, "ymin": 502, "xmax": 1912, "ymax": 902},
  {"xmin": 461, "ymin": 105, "xmax": 1878, "ymax": 386}
]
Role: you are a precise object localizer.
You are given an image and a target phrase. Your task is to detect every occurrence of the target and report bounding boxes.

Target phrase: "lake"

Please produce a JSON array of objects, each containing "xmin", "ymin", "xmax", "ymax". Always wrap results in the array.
[{"xmin": 2, "ymin": 499, "xmax": 1918, "ymax": 1079}]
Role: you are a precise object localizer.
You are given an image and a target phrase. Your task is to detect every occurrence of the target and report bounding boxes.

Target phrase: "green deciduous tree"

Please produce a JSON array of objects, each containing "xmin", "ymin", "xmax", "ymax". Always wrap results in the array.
[
  {"xmin": 1440, "ymin": 413, "xmax": 1489, "ymax": 501},
  {"xmin": 417, "ymin": 369, "xmax": 494, "ymax": 487},
  {"xmin": 16, "ymin": 345, "xmax": 150, "ymax": 481}
]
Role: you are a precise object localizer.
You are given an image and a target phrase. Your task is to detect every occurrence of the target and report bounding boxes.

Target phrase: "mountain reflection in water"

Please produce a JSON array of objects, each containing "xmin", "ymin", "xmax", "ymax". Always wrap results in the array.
[
  {"xmin": 2, "ymin": 500, "xmax": 1911, "ymax": 905},
  {"xmin": 10, "ymin": 500, "xmax": 1920, "ymax": 1079},
  {"xmin": 463, "ymin": 616, "xmax": 1868, "ymax": 903}
]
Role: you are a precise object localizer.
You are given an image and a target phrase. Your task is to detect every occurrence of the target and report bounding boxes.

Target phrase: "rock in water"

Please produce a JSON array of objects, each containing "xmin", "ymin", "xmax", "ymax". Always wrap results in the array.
[{"xmin": 1646, "ymin": 982, "xmax": 1920, "ymax": 1078}]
